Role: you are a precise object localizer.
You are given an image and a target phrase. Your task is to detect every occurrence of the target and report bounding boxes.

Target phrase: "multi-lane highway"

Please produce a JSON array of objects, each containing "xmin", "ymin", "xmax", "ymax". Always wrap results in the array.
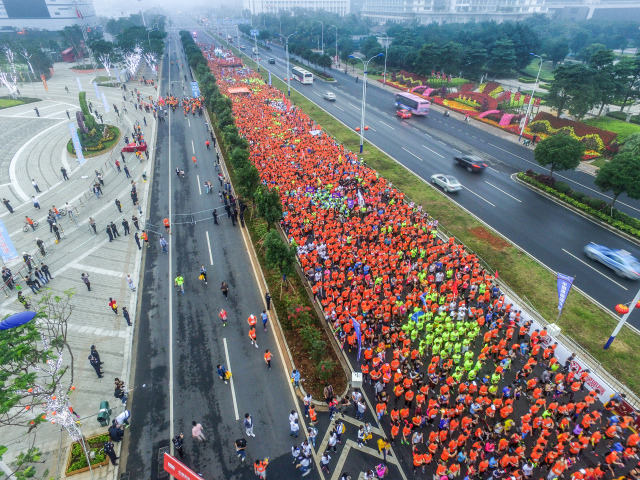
[{"xmin": 194, "ymin": 26, "xmax": 640, "ymax": 327}]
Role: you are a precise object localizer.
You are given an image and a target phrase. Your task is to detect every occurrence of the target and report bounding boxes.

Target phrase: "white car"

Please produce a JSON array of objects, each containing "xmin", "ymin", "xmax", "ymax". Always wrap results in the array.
[
  {"xmin": 431, "ymin": 174, "xmax": 462, "ymax": 193},
  {"xmin": 323, "ymin": 92, "xmax": 336, "ymax": 101},
  {"xmin": 584, "ymin": 243, "xmax": 640, "ymax": 279}
]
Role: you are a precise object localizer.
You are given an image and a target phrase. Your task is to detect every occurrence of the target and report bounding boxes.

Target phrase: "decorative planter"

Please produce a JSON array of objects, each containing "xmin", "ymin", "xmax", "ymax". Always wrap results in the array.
[{"xmin": 65, "ymin": 434, "xmax": 110, "ymax": 476}]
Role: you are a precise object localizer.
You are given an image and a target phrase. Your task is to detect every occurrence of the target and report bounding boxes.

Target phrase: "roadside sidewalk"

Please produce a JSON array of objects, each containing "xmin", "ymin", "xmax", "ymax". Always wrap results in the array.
[{"xmin": 0, "ymin": 62, "xmax": 160, "ymax": 480}]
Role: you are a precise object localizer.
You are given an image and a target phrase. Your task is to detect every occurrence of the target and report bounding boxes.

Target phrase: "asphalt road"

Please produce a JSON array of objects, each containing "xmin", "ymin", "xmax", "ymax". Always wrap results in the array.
[
  {"xmin": 123, "ymin": 31, "xmax": 316, "ymax": 480},
  {"xmin": 197, "ymin": 29, "xmax": 640, "ymax": 329}
]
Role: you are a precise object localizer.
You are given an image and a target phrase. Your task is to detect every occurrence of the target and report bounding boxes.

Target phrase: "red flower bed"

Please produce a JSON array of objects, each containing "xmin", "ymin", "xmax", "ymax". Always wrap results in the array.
[
  {"xmin": 531, "ymin": 112, "xmax": 618, "ymax": 146},
  {"xmin": 432, "ymin": 97, "xmax": 481, "ymax": 116},
  {"xmin": 460, "ymin": 83, "xmax": 475, "ymax": 92},
  {"xmin": 480, "ymin": 81, "xmax": 501, "ymax": 94}
]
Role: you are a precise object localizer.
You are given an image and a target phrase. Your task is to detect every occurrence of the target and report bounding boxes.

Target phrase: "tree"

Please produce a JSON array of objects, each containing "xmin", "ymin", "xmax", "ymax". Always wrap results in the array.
[
  {"xmin": 264, "ymin": 230, "xmax": 296, "ymax": 279},
  {"xmin": 594, "ymin": 152, "xmax": 640, "ymax": 208},
  {"xmin": 588, "ymin": 49, "xmax": 617, "ymax": 118},
  {"xmin": 236, "ymin": 164, "xmax": 261, "ymax": 201},
  {"xmin": 487, "ymin": 40, "xmax": 517, "ymax": 77},
  {"xmin": 0, "ymin": 444, "xmax": 51, "ymax": 480},
  {"xmin": 620, "ymin": 133, "xmax": 640, "ymax": 156},
  {"xmin": 534, "ymin": 133, "xmax": 584, "ymax": 177},
  {"xmin": 502, "ymin": 23, "xmax": 540, "ymax": 70},
  {"xmin": 439, "ymin": 42, "xmax": 463, "ymax": 75},
  {"xmin": 89, "ymin": 39, "xmax": 115, "ymax": 65},
  {"xmin": 613, "ymin": 55, "xmax": 640, "ymax": 112},
  {"xmin": 255, "ymin": 185, "xmax": 283, "ymax": 229},
  {"xmin": 360, "ymin": 36, "xmax": 383, "ymax": 59},
  {"xmin": 310, "ymin": 52, "xmax": 321, "ymax": 68},
  {"xmin": 462, "ymin": 42, "xmax": 487, "ymax": 80},
  {"xmin": 318, "ymin": 54, "xmax": 332, "ymax": 71},
  {"xmin": 338, "ymin": 37, "xmax": 354, "ymax": 62},
  {"xmin": 546, "ymin": 63, "xmax": 598, "ymax": 119},
  {"xmin": 543, "ymin": 38, "xmax": 569, "ymax": 67},
  {"xmin": 413, "ymin": 43, "xmax": 440, "ymax": 77},
  {"xmin": 577, "ymin": 43, "xmax": 607, "ymax": 63}
]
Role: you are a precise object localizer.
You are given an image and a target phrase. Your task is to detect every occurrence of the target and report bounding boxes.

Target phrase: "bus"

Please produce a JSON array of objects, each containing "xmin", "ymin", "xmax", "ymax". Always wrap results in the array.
[
  {"xmin": 292, "ymin": 66, "xmax": 314, "ymax": 84},
  {"xmin": 395, "ymin": 92, "xmax": 430, "ymax": 115}
]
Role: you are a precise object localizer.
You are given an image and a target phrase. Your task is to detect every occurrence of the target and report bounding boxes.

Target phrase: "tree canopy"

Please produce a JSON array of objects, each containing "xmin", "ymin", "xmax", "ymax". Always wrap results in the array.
[
  {"xmin": 534, "ymin": 133, "xmax": 585, "ymax": 176},
  {"xmin": 594, "ymin": 152, "xmax": 640, "ymax": 208}
]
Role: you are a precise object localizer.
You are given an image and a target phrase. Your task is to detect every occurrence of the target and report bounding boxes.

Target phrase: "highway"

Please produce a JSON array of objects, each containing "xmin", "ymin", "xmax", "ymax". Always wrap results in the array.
[{"xmin": 197, "ymin": 27, "xmax": 640, "ymax": 328}]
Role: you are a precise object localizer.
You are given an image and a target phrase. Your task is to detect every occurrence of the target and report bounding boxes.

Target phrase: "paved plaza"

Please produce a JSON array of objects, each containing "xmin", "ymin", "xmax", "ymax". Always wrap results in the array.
[{"xmin": 0, "ymin": 61, "xmax": 160, "ymax": 479}]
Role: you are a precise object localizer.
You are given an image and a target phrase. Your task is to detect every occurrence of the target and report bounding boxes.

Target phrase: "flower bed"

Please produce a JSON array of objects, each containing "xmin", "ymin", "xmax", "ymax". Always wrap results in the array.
[
  {"xmin": 518, "ymin": 171, "xmax": 640, "ymax": 239},
  {"xmin": 66, "ymin": 434, "xmax": 110, "ymax": 476},
  {"xmin": 529, "ymin": 112, "xmax": 617, "ymax": 152},
  {"xmin": 478, "ymin": 110, "xmax": 501, "ymax": 119},
  {"xmin": 432, "ymin": 97, "xmax": 480, "ymax": 115},
  {"xmin": 447, "ymin": 92, "xmax": 498, "ymax": 111},
  {"xmin": 460, "ymin": 83, "xmax": 476, "ymax": 92}
]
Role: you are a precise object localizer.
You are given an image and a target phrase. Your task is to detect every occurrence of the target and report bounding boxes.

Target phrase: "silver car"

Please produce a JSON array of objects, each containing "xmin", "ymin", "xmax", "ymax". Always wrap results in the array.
[
  {"xmin": 323, "ymin": 92, "xmax": 336, "ymax": 101},
  {"xmin": 584, "ymin": 243, "xmax": 640, "ymax": 279},
  {"xmin": 431, "ymin": 174, "xmax": 462, "ymax": 193}
]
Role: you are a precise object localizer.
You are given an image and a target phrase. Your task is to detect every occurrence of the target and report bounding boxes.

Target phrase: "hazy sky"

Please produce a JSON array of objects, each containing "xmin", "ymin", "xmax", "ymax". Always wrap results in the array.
[{"xmin": 93, "ymin": 0, "xmax": 237, "ymax": 17}]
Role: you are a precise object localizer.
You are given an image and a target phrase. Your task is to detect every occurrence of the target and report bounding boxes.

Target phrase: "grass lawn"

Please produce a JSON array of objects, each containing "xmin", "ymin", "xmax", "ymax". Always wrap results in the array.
[
  {"xmin": 239, "ymin": 53, "xmax": 640, "ymax": 396},
  {"xmin": 0, "ymin": 98, "xmax": 24, "ymax": 109},
  {"xmin": 590, "ymin": 158, "xmax": 608, "ymax": 169},
  {"xmin": 584, "ymin": 116, "xmax": 640, "ymax": 143},
  {"xmin": 522, "ymin": 59, "xmax": 555, "ymax": 82}
]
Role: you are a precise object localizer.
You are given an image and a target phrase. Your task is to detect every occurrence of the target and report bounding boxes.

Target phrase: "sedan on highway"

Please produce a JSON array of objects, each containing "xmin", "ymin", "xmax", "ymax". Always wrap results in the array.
[
  {"xmin": 584, "ymin": 243, "xmax": 640, "ymax": 279},
  {"xmin": 396, "ymin": 109, "xmax": 411, "ymax": 119},
  {"xmin": 323, "ymin": 92, "xmax": 336, "ymax": 101},
  {"xmin": 431, "ymin": 174, "xmax": 462, "ymax": 193},
  {"xmin": 454, "ymin": 154, "xmax": 488, "ymax": 173}
]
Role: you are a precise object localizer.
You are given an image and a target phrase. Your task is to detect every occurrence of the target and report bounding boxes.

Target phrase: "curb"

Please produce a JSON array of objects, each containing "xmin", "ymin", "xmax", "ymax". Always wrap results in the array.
[{"xmin": 512, "ymin": 173, "xmax": 640, "ymax": 247}]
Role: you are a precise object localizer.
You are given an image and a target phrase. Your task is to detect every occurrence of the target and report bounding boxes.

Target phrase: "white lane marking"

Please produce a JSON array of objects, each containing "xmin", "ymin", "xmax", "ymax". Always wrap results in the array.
[
  {"xmin": 562, "ymin": 249, "xmax": 628, "ymax": 290},
  {"xmin": 187, "ymin": 117, "xmax": 190, "ymax": 128},
  {"xmin": 488, "ymin": 167, "xmax": 500, "ymax": 173},
  {"xmin": 488, "ymin": 143, "xmax": 528, "ymax": 161},
  {"xmin": 335, "ymin": 105, "xmax": 344, "ymax": 111},
  {"xmin": 168, "ymin": 39, "xmax": 175, "ymax": 453},
  {"xmin": 453, "ymin": 149, "xmax": 461, "ymax": 153},
  {"xmin": 421, "ymin": 144, "xmax": 444, "ymax": 158},
  {"xmin": 192, "ymin": 140, "xmax": 195, "ymax": 154},
  {"xmin": 462, "ymin": 186, "xmax": 495, "ymax": 207},
  {"xmin": 348, "ymin": 102, "xmax": 358, "ymax": 109},
  {"xmin": 223, "ymin": 338, "xmax": 240, "ymax": 421},
  {"xmin": 486, "ymin": 181, "xmax": 522, "ymax": 202},
  {"xmin": 206, "ymin": 231, "xmax": 213, "ymax": 266},
  {"xmin": 379, "ymin": 120, "xmax": 395, "ymax": 130},
  {"xmin": 402, "ymin": 147, "xmax": 422, "ymax": 161},
  {"xmin": 313, "ymin": 92, "xmax": 321, "ymax": 97},
  {"xmin": 424, "ymin": 133, "xmax": 432, "ymax": 138},
  {"xmin": 197, "ymin": 174, "xmax": 202, "ymax": 195},
  {"xmin": 438, "ymin": 140, "xmax": 446, "ymax": 145}
]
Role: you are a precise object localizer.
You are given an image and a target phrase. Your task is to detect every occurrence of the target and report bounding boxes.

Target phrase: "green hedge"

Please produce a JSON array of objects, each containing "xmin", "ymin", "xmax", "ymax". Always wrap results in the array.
[
  {"xmin": 518, "ymin": 172, "xmax": 640, "ymax": 239},
  {"xmin": 518, "ymin": 77, "xmax": 538, "ymax": 84}
]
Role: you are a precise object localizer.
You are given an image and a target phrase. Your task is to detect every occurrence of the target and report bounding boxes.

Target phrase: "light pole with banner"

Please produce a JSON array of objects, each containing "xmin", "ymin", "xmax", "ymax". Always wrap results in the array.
[
  {"xmin": 381, "ymin": 33, "xmax": 389, "ymax": 86},
  {"xmin": 317, "ymin": 21, "xmax": 324, "ymax": 55},
  {"xmin": 519, "ymin": 52, "xmax": 542, "ymax": 142},
  {"xmin": 328, "ymin": 24, "xmax": 338, "ymax": 67},
  {"xmin": 349, "ymin": 53, "xmax": 384, "ymax": 153},
  {"xmin": 278, "ymin": 32, "xmax": 297, "ymax": 97},
  {"xmin": 605, "ymin": 288, "xmax": 640, "ymax": 349},
  {"xmin": 251, "ymin": 29, "xmax": 260, "ymax": 72}
]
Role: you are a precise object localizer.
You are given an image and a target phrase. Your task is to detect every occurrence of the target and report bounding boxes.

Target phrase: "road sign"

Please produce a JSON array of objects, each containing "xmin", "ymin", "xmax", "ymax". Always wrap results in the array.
[
  {"xmin": 163, "ymin": 453, "xmax": 200, "ymax": 480},
  {"xmin": 251, "ymin": 29, "xmax": 259, "ymax": 37},
  {"xmin": 0, "ymin": 220, "xmax": 18, "ymax": 263},
  {"xmin": 190, "ymin": 81, "xmax": 201, "ymax": 98}
]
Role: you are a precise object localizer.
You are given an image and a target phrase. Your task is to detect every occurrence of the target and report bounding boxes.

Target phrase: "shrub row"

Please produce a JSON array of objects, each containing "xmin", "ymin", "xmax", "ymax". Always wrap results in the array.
[
  {"xmin": 518, "ymin": 171, "xmax": 640, "ymax": 239},
  {"xmin": 606, "ymin": 111, "xmax": 640, "ymax": 125}
]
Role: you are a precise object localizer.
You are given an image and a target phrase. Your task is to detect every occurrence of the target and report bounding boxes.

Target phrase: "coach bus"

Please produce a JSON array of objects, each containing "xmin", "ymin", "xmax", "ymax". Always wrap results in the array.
[
  {"xmin": 292, "ymin": 66, "xmax": 314, "ymax": 84},
  {"xmin": 395, "ymin": 92, "xmax": 430, "ymax": 115}
]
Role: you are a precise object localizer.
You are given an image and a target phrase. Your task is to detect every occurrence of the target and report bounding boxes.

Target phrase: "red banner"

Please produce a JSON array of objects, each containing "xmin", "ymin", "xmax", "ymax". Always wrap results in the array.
[
  {"xmin": 163, "ymin": 453, "xmax": 201, "ymax": 480},
  {"xmin": 40, "ymin": 75, "xmax": 48, "ymax": 92}
]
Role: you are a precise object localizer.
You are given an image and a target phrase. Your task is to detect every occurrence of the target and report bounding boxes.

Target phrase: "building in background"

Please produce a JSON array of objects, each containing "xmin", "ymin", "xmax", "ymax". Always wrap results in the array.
[
  {"xmin": 242, "ymin": 0, "xmax": 351, "ymax": 16},
  {"xmin": 545, "ymin": 0, "xmax": 640, "ymax": 21},
  {"xmin": 0, "ymin": 0, "xmax": 96, "ymax": 30}
]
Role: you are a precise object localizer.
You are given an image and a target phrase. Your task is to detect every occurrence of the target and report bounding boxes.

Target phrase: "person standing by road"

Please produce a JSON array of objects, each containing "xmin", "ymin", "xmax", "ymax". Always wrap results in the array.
[
  {"xmin": 254, "ymin": 459, "xmax": 268, "ymax": 479},
  {"xmin": 31, "ymin": 179, "xmax": 40, "ymax": 193},
  {"xmin": 2, "ymin": 198, "xmax": 13, "ymax": 213},
  {"xmin": 191, "ymin": 421, "xmax": 206, "ymax": 442},
  {"xmin": 172, "ymin": 434, "xmax": 185, "ymax": 458},
  {"xmin": 104, "ymin": 441, "xmax": 118, "ymax": 466},
  {"xmin": 219, "ymin": 309, "xmax": 228, "ymax": 327},
  {"xmin": 221, "ymin": 281, "xmax": 229, "ymax": 299},
  {"xmin": 32, "ymin": 196, "xmax": 40, "ymax": 209},
  {"xmin": 159, "ymin": 235, "xmax": 168, "ymax": 253},
  {"xmin": 264, "ymin": 350, "xmax": 272, "ymax": 370},
  {"xmin": 65, "ymin": 202, "xmax": 75, "ymax": 218},
  {"xmin": 61, "ymin": 167, "xmax": 69, "ymax": 180},
  {"xmin": 109, "ymin": 297, "xmax": 119, "ymax": 315},
  {"xmin": 244, "ymin": 413, "xmax": 255, "ymax": 437},
  {"xmin": 126, "ymin": 274, "xmax": 136, "ymax": 291},
  {"xmin": 134, "ymin": 232, "xmax": 141, "ymax": 250},
  {"xmin": 261, "ymin": 310, "xmax": 268, "ymax": 332},
  {"xmin": 265, "ymin": 292, "xmax": 271, "ymax": 310},
  {"xmin": 81, "ymin": 273, "xmax": 91, "ymax": 291},
  {"xmin": 115, "ymin": 199, "xmax": 122, "ymax": 213},
  {"xmin": 175, "ymin": 275, "xmax": 184, "ymax": 294},
  {"xmin": 216, "ymin": 364, "xmax": 229, "ymax": 384},
  {"xmin": 141, "ymin": 230, "xmax": 149, "ymax": 248},
  {"xmin": 123, "ymin": 307, "xmax": 132, "ymax": 326},
  {"xmin": 88, "ymin": 347, "xmax": 103, "ymax": 378},
  {"xmin": 122, "ymin": 218, "xmax": 130, "ymax": 236},
  {"xmin": 106, "ymin": 225, "xmax": 114, "ymax": 242},
  {"xmin": 163, "ymin": 218, "xmax": 171, "ymax": 235},
  {"xmin": 89, "ymin": 217, "xmax": 97, "ymax": 234}
]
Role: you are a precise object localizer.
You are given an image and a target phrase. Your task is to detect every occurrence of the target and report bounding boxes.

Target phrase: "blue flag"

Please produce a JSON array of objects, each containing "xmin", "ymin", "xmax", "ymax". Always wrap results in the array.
[
  {"xmin": 351, "ymin": 316, "xmax": 362, "ymax": 361},
  {"xmin": 268, "ymin": 71, "xmax": 272, "ymax": 86},
  {"xmin": 557, "ymin": 273, "xmax": 574, "ymax": 313}
]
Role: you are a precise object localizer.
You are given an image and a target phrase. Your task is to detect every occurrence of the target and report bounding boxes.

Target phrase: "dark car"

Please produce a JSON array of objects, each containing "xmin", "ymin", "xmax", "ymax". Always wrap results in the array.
[
  {"xmin": 454, "ymin": 154, "xmax": 487, "ymax": 173},
  {"xmin": 268, "ymin": 58, "xmax": 276, "ymax": 64}
]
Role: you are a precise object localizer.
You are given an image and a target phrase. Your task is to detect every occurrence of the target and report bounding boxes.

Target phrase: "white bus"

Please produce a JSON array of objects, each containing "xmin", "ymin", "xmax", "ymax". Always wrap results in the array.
[
  {"xmin": 395, "ymin": 92, "xmax": 430, "ymax": 115},
  {"xmin": 292, "ymin": 66, "xmax": 314, "ymax": 84}
]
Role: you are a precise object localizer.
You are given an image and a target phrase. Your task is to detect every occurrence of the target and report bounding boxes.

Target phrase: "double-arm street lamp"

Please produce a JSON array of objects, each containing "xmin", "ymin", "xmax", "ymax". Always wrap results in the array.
[
  {"xmin": 349, "ymin": 53, "xmax": 384, "ymax": 153},
  {"xmin": 380, "ymin": 33, "xmax": 390, "ymax": 85},
  {"xmin": 519, "ymin": 52, "xmax": 542, "ymax": 142},
  {"xmin": 278, "ymin": 32, "xmax": 297, "ymax": 97},
  {"xmin": 328, "ymin": 24, "xmax": 338, "ymax": 67},
  {"xmin": 317, "ymin": 21, "xmax": 324, "ymax": 55}
]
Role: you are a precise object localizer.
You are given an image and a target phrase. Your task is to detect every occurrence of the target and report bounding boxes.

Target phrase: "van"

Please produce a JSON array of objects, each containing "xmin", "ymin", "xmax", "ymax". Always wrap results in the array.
[{"xmin": 252, "ymin": 47, "xmax": 259, "ymax": 55}]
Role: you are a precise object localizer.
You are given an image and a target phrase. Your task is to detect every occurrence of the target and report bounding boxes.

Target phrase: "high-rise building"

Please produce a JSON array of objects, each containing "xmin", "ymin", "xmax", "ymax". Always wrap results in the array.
[
  {"xmin": 0, "ymin": 0, "xmax": 96, "ymax": 30},
  {"xmin": 361, "ymin": 0, "xmax": 547, "ymax": 23},
  {"xmin": 243, "ymin": 0, "xmax": 351, "ymax": 16}
]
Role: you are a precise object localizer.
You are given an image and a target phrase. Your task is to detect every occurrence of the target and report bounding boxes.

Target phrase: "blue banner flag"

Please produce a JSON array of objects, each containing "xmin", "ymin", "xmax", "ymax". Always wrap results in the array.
[
  {"xmin": 557, "ymin": 273, "xmax": 574, "ymax": 313},
  {"xmin": 93, "ymin": 81, "xmax": 100, "ymax": 99},
  {"xmin": 76, "ymin": 77, "xmax": 82, "ymax": 91},
  {"xmin": 114, "ymin": 65, "xmax": 121, "ymax": 82},
  {"xmin": 268, "ymin": 70, "xmax": 272, "ymax": 85},
  {"xmin": 0, "ymin": 220, "xmax": 18, "ymax": 263},
  {"xmin": 68, "ymin": 123, "xmax": 85, "ymax": 165},
  {"xmin": 351, "ymin": 316, "xmax": 362, "ymax": 361},
  {"xmin": 190, "ymin": 81, "xmax": 201, "ymax": 98},
  {"xmin": 101, "ymin": 92, "xmax": 110, "ymax": 113}
]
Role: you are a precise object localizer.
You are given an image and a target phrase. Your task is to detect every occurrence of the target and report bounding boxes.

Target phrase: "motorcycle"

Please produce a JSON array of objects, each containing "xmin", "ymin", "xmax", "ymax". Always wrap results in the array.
[{"xmin": 444, "ymin": 110, "xmax": 450, "ymax": 117}]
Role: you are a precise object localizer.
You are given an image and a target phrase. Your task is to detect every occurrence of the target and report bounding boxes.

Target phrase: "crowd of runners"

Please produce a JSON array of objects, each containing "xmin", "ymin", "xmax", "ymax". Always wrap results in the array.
[{"xmin": 200, "ymin": 44, "xmax": 639, "ymax": 480}]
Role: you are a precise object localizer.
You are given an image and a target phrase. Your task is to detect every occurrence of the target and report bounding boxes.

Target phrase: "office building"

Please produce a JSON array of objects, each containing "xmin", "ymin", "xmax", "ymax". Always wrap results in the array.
[
  {"xmin": 0, "ymin": 0, "xmax": 96, "ymax": 30},
  {"xmin": 243, "ymin": 0, "xmax": 351, "ymax": 16}
]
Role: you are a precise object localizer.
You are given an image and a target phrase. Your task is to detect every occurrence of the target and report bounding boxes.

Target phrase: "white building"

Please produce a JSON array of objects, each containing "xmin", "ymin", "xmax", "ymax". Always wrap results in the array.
[
  {"xmin": 0, "ymin": 0, "xmax": 96, "ymax": 30},
  {"xmin": 361, "ymin": 0, "xmax": 547, "ymax": 23},
  {"xmin": 243, "ymin": 0, "xmax": 351, "ymax": 16}
]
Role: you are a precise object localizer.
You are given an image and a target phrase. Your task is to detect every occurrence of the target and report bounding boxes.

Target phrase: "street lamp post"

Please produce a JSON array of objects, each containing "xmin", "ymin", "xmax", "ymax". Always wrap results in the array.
[
  {"xmin": 329, "ymin": 24, "xmax": 338, "ymax": 67},
  {"xmin": 604, "ymin": 289, "xmax": 640, "ymax": 349},
  {"xmin": 381, "ymin": 33, "xmax": 389, "ymax": 86},
  {"xmin": 317, "ymin": 21, "xmax": 324, "ymax": 55},
  {"xmin": 349, "ymin": 53, "xmax": 384, "ymax": 153},
  {"xmin": 519, "ymin": 53, "xmax": 542, "ymax": 142},
  {"xmin": 278, "ymin": 32, "xmax": 297, "ymax": 97}
]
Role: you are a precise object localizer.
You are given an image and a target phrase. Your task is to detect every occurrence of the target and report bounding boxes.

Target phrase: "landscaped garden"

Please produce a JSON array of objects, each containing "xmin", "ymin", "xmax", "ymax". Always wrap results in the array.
[
  {"xmin": 65, "ymin": 434, "xmax": 109, "ymax": 476},
  {"xmin": 66, "ymin": 91, "xmax": 121, "ymax": 157}
]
